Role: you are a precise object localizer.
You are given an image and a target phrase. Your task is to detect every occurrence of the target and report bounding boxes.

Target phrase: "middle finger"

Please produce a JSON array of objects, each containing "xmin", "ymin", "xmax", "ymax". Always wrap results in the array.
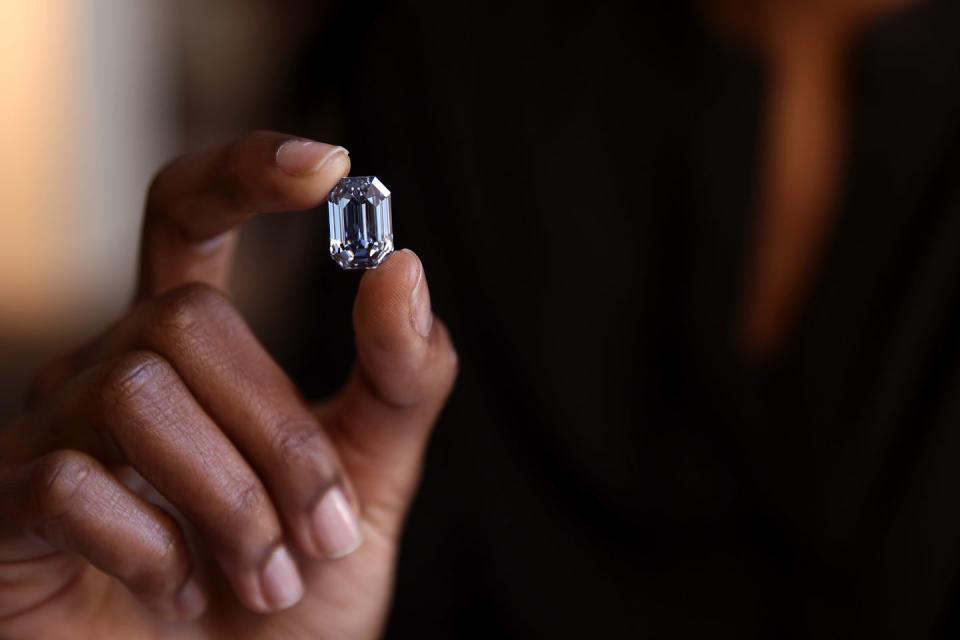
[
  {"xmin": 49, "ymin": 349, "xmax": 304, "ymax": 613},
  {"xmin": 78, "ymin": 283, "xmax": 362, "ymax": 561}
]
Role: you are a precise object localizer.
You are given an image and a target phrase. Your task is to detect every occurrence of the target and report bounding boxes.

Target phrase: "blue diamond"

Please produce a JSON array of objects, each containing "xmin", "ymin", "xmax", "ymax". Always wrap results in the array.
[{"xmin": 327, "ymin": 176, "xmax": 394, "ymax": 270}]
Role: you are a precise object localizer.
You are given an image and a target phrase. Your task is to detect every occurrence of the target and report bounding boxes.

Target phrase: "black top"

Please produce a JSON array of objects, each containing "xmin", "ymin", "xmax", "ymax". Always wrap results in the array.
[{"xmin": 270, "ymin": 2, "xmax": 960, "ymax": 637}]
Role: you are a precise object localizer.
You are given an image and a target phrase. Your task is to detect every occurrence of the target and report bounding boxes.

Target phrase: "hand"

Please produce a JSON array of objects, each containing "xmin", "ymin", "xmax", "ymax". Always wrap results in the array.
[{"xmin": 0, "ymin": 131, "xmax": 458, "ymax": 640}]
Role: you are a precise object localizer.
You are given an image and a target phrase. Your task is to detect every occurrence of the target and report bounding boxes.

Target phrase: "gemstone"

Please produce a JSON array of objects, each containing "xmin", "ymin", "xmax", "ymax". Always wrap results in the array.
[{"xmin": 327, "ymin": 176, "xmax": 394, "ymax": 270}]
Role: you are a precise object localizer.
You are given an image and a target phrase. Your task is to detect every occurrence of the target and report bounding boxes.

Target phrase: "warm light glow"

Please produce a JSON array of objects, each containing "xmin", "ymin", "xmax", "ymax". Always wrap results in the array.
[{"xmin": 0, "ymin": 2, "xmax": 81, "ymax": 333}]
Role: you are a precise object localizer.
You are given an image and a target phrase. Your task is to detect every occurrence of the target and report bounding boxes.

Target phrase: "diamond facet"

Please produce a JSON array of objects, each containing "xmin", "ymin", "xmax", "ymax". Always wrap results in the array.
[{"xmin": 327, "ymin": 176, "xmax": 394, "ymax": 270}]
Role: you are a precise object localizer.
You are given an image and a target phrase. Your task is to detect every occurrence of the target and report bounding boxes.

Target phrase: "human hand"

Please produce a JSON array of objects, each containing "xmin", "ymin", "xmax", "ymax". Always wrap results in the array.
[{"xmin": 0, "ymin": 131, "xmax": 458, "ymax": 640}]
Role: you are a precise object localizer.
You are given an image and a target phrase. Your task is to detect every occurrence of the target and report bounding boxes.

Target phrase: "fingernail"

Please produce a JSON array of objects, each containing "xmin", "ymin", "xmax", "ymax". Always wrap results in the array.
[
  {"xmin": 403, "ymin": 249, "xmax": 433, "ymax": 338},
  {"xmin": 275, "ymin": 139, "xmax": 348, "ymax": 176},
  {"xmin": 311, "ymin": 486, "xmax": 363, "ymax": 559},
  {"xmin": 175, "ymin": 577, "xmax": 207, "ymax": 620},
  {"xmin": 260, "ymin": 546, "xmax": 304, "ymax": 610}
]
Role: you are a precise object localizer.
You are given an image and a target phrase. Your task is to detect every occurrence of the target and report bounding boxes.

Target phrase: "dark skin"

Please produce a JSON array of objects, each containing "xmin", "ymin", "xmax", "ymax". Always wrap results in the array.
[
  {"xmin": 0, "ymin": 1, "xmax": 922, "ymax": 638},
  {"xmin": 0, "ymin": 131, "xmax": 457, "ymax": 639}
]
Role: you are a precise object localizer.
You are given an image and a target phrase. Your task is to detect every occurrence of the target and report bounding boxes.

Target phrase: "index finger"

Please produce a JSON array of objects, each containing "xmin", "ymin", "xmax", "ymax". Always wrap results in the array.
[{"xmin": 137, "ymin": 130, "xmax": 349, "ymax": 299}]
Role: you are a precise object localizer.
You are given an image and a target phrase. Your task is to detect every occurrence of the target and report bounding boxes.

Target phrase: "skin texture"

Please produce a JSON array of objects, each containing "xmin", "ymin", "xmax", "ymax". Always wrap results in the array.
[{"xmin": 0, "ymin": 131, "xmax": 458, "ymax": 640}]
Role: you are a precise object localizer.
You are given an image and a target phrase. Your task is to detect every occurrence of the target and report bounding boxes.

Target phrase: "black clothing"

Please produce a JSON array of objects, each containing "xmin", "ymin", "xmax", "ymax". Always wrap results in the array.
[{"xmin": 277, "ymin": 2, "xmax": 960, "ymax": 637}]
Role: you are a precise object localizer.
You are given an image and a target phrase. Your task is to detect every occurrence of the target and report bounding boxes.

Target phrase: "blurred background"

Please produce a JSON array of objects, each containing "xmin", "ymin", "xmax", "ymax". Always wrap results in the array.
[{"xmin": 0, "ymin": 1, "xmax": 310, "ymax": 417}]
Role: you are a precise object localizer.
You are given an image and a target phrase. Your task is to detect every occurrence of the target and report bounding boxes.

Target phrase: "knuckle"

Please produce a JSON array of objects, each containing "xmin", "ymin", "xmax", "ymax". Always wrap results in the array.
[
  {"xmin": 220, "ymin": 478, "xmax": 273, "ymax": 532},
  {"xmin": 98, "ymin": 352, "xmax": 173, "ymax": 415},
  {"xmin": 214, "ymin": 477, "xmax": 284, "ymax": 559},
  {"xmin": 147, "ymin": 283, "xmax": 237, "ymax": 349},
  {"xmin": 29, "ymin": 450, "xmax": 94, "ymax": 521},
  {"xmin": 123, "ymin": 532, "xmax": 182, "ymax": 597},
  {"xmin": 268, "ymin": 418, "xmax": 336, "ymax": 474},
  {"xmin": 156, "ymin": 282, "xmax": 226, "ymax": 331}
]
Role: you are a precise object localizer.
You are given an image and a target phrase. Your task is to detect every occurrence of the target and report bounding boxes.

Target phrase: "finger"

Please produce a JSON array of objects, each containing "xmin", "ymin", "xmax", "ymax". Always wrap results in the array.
[
  {"xmin": 135, "ymin": 284, "xmax": 362, "ymax": 561},
  {"xmin": 40, "ymin": 284, "xmax": 362, "ymax": 562},
  {"xmin": 325, "ymin": 249, "xmax": 458, "ymax": 536},
  {"xmin": 23, "ymin": 284, "xmax": 362, "ymax": 562},
  {"xmin": 39, "ymin": 352, "xmax": 305, "ymax": 613},
  {"xmin": 139, "ymin": 130, "xmax": 350, "ymax": 298},
  {"xmin": 133, "ymin": 285, "xmax": 363, "ymax": 560},
  {"xmin": 0, "ymin": 450, "xmax": 205, "ymax": 621}
]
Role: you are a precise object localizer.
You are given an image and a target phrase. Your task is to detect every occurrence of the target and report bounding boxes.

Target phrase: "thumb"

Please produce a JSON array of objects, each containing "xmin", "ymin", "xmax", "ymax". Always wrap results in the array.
[{"xmin": 324, "ymin": 249, "xmax": 457, "ymax": 538}]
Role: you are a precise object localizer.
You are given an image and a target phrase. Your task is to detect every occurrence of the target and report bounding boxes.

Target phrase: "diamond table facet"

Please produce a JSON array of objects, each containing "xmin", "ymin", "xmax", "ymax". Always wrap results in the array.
[{"xmin": 327, "ymin": 176, "xmax": 394, "ymax": 270}]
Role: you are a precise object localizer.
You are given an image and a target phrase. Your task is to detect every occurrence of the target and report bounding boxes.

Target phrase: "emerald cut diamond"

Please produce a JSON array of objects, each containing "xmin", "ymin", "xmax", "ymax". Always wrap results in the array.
[{"xmin": 327, "ymin": 176, "xmax": 394, "ymax": 270}]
